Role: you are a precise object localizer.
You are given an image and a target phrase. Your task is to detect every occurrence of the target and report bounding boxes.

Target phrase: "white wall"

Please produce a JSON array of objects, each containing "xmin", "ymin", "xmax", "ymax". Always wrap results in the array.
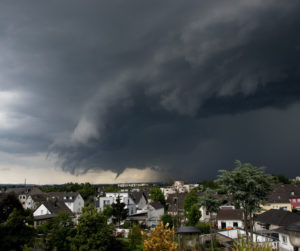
[
  {"xmin": 99, "ymin": 197, "xmax": 114, "ymax": 211},
  {"xmin": 136, "ymin": 195, "xmax": 147, "ymax": 210},
  {"xmin": 279, "ymin": 233, "xmax": 294, "ymax": 251},
  {"xmin": 200, "ymin": 206, "xmax": 211, "ymax": 222},
  {"xmin": 73, "ymin": 194, "xmax": 84, "ymax": 214},
  {"xmin": 34, "ymin": 204, "xmax": 50, "ymax": 216},
  {"xmin": 217, "ymin": 219, "xmax": 243, "ymax": 229}
]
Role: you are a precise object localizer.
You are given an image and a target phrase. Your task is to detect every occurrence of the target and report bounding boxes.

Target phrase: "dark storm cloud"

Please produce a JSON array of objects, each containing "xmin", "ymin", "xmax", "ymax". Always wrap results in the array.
[{"xmin": 0, "ymin": 0, "xmax": 300, "ymax": 180}]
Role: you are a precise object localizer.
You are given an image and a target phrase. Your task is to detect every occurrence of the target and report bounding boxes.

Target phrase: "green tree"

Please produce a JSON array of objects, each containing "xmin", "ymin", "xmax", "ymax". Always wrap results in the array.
[
  {"xmin": 38, "ymin": 210, "xmax": 75, "ymax": 251},
  {"xmin": 199, "ymin": 188, "xmax": 221, "ymax": 251},
  {"xmin": 183, "ymin": 190, "xmax": 199, "ymax": 224},
  {"xmin": 70, "ymin": 205, "xmax": 117, "ymax": 251},
  {"xmin": 79, "ymin": 183, "xmax": 96, "ymax": 201},
  {"xmin": 0, "ymin": 193, "xmax": 23, "ymax": 223},
  {"xmin": 161, "ymin": 213, "xmax": 175, "ymax": 228},
  {"xmin": 196, "ymin": 222, "xmax": 210, "ymax": 234},
  {"xmin": 0, "ymin": 208, "xmax": 35, "ymax": 251},
  {"xmin": 186, "ymin": 204, "xmax": 201, "ymax": 226},
  {"xmin": 103, "ymin": 204, "xmax": 113, "ymax": 218},
  {"xmin": 128, "ymin": 224, "xmax": 142, "ymax": 250},
  {"xmin": 198, "ymin": 180, "xmax": 220, "ymax": 192},
  {"xmin": 149, "ymin": 187, "xmax": 165, "ymax": 206},
  {"xmin": 111, "ymin": 196, "xmax": 128, "ymax": 226},
  {"xmin": 218, "ymin": 160, "xmax": 273, "ymax": 240},
  {"xmin": 272, "ymin": 174, "xmax": 291, "ymax": 184}
]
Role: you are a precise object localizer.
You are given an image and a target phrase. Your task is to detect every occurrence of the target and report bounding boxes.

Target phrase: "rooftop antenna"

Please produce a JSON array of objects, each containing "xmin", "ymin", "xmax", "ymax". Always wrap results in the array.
[{"xmin": 24, "ymin": 178, "xmax": 26, "ymax": 187}]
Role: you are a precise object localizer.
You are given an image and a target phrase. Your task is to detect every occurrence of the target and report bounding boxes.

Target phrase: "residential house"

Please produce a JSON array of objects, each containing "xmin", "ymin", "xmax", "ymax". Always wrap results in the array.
[
  {"xmin": 47, "ymin": 192, "xmax": 84, "ymax": 215},
  {"xmin": 6, "ymin": 186, "xmax": 43, "ymax": 208},
  {"xmin": 146, "ymin": 201, "xmax": 164, "ymax": 226},
  {"xmin": 96, "ymin": 197, "xmax": 114, "ymax": 212},
  {"xmin": 218, "ymin": 229, "xmax": 279, "ymax": 249},
  {"xmin": 166, "ymin": 192, "xmax": 187, "ymax": 217},
  {"xmin": 273, "ymin": 226, "xmax": 295, "ymax": 251},
  {"xmin": 255, "ymin": 209, "xmax": 300, "ymax": 231},
  {"xmin": 261, "ymin": 184, "xmax": 300, "ymax": 212},
  {"xmin": 98, "ymin": 192, "xmax": 137, "ymax": 215},
  {"xmin": 25, "ymin": 194, "xmax": 47, "ymax": 210},
  {"xmin": 216, "ymin": 209, "xmax": 243, "ymax": 229},
  {"xmin": 129, "ymin": 191, "xmax": 147, "ymax": 212},
  {"xmin": 254, "ymin": 209, "xmax": 300, "ymax": 251},
  {"xmin": 33, "ymin": 199, "xmax": 73, "ymax": 228},
  {"xmin": 160, "ymin": 181, "xmax": 199, "ymax": 199}
]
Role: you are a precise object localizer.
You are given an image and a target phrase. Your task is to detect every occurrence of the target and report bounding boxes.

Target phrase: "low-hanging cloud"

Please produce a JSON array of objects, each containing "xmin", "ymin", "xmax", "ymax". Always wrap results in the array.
[{"xmin": 0, "ymin": 0, "xmax": 300, "ymax": 181}]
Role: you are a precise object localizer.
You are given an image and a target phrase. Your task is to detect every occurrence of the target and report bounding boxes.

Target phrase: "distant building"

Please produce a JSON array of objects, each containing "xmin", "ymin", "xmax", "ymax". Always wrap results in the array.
[
  {"xmin": 46, "ymin": 192, "xmax": 84, "ymax": 215},
  {"xmin": 33, "ymin": 199, "xmax": 73, "ymax": 228},
  {"xmin": 117, "ymin": 183, "xmax": 148, "ymax": 188},
  {"xmin": 161, "ymin": 181, "xmax": 199, "ymax": 199},
  {"xmin": 216, "ymin": 209, "xmax": 244, "ymax": 229},
  {"xmin": 261, "ymin": 184, "xmax": 300, "ymax": 212},
  {"xmin": 254, "ymin": 209, "xmax": 300, "ymax": 251},
  {"xmin": 96, "ymin": 192, "xmax": 137, "ymax": 216},
  {"xmin": 5, "ymin": 186, "xmax": 43, "ymax": 208}
]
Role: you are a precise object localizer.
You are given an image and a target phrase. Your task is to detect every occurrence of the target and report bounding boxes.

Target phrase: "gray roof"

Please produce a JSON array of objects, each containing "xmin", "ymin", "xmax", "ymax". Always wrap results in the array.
[
  {"xmin": 30, "ymin": 194, "xmax": 47, "ymax": 203},
  {"xmin": 217, "ymin": 209, "xmax": 243, "ymax": 220},
  {"xmin": 166, "ymin": 192, "xmax": 188, "ymax": 213},
  {"xmin": 176, "ymin": 226, "xmax": 201, "ymax": 234},
  {"xmin": 149, "ymin": 201, "xmax": 164, "ymax": 210},
  {"xmin": 47, "ymin": 192, "xmax": 80, "ymax": 202},
  {"xmin": 255, "ymin": 209, "xmax": 300, "ymax": 227},
  {"xmin": 6, "ymin": 186, "xmax": 43, "ymax": 195},
  {"xmin": 129, "ymin": 191, "xmax": 146, "ymax": 204},
  {"xmin": 267, "ymin": 184, "xmax": 300, "ymax": 203},
  {"xmin": 42, "ymin": 199, "xmax": 73, "ymax": 215}
]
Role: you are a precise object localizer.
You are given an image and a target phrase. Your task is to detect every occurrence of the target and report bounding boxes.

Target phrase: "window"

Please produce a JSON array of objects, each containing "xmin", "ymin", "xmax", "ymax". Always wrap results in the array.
[
  {"xmin": 282, "ymin": 235, "xmax": 287, "ymax": 244},
  {"xmin": 206, "ymin": 211, "xmax": 209, "ymax": 215},
  {"xmin": 298, "ymin": 199, "xmax": 300, "ymax": 203},
  {"xmin": 233, "ymin": 222, "xmax": 238, "ymax": 227},
  {"xmin": 293, "ymin": 199, "xmax": 296, "ymax": 203}
]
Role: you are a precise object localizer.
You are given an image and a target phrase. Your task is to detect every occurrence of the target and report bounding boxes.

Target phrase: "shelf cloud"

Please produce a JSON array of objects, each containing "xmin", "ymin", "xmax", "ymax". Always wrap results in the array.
[{"xmin": 0, "ymin": 0, "xmax": 299, "ymax": 182}]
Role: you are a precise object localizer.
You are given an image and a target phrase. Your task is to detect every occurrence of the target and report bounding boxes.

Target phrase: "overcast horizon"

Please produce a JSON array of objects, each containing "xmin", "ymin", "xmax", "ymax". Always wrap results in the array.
[{"xmin": 0, "ymin": 0, "xmax": 300, "ymax": 184}]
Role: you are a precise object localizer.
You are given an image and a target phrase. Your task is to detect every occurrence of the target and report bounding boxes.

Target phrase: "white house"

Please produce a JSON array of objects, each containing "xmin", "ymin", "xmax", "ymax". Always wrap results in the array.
[
  {"xmin": 254, "ymin": 209, "xmax": 300, "ymax": 231},
  {"xmin": 216, "ymin": 209, "xmax": 244, "ymax": 229},
  {"xmin": 98, "ymin": 192, "xmax": 137, "ymax": 215},
  {"xmin": 25, "ymin": 194, "xmax": 47, "ymax": 210},
  {"xmin": 146, "ymin": 201, "xmax": 164, "ymax": 227},
  {"xmin": 33, "ymin": 199, "xmax": 74, "ymax": 228},
  {"xmin": 218, "ymin": 229, "xmax": 279, "ymax": 249},
  {"xmin": 47, "ymin": 192, "xmax": 84, "ymax": 215},
  {"xmin": 6, "ymin": 187, "xmax": 43, "ymax": 208},
  {"xmin": 273, "ymin": 227, "xmax": 294, "ymax": 251},
  {"xmin": 33, "ymin": 199, "xmax": 73, "ymax": 217},
  {"xmin": 129, "ymin": 191, "xmax": 147, "ymax": 211}
]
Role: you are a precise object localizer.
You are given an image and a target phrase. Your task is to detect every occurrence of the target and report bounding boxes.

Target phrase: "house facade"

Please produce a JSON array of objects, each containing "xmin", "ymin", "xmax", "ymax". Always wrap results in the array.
[
  {"xmin": 98, "ymin": 192, "xmax": 137, "ymax": 215},
  {"xmin": 146, "ymin": 201, "xmax": 164, "ymax": 227},
  {"xmin": 261, "ymin": 184, "xmax": 300, "ymax": 213},
  {"xmin": 274, "ymin": 227, "xmax": 294, "ymax": 251},
  {"xmin": 47, "ymin": 192, "xmax": 84, "ymax": 215},
  {"xmin": 216, "ymin": 209, "xmax": 244, "ymax": 230},
  {"xmin": 254, "ymin": 209, "xmax": 300, "ymax": 231}
]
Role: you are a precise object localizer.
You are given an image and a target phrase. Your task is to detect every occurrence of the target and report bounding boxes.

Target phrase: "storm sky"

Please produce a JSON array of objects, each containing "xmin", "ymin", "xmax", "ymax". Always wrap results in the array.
[{"xmin": 0, "ymin": 0, "xmax": 300, "ymax": 184}]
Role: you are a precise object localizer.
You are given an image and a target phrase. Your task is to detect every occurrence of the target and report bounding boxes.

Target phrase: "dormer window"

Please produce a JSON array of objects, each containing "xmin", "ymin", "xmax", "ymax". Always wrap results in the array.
[
  {"xmin": 70, "ymin": 196, "xmax": 72, "ymax": 200},
  {"xmin": 291, "ymin": 192, "xmax": 295, "ymax": 196},
  {"xmin": 64, "ymin": 196, "xmax": 67, "ymax": 200}
]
